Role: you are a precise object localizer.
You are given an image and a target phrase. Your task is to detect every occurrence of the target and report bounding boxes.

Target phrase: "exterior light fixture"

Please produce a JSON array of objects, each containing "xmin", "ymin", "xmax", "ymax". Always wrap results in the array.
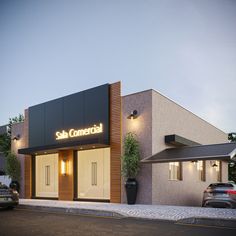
[
  {"xmin": 127, "ymin": 110, "xmax": 138, "ymax": 119},
  {"xmin": 228, "ymin": 132, "xmax": 236, "ymax": 141},
  {"xmin": 12, "ymin": 134, "xmax": 20, "ymax": 142},
  {"xmin": 210, "ymin": 160, "xmax": 218, "ymax": 168},
  {"xmin": 191, "ymin": 160, "xmax": 198, "ymax": 165},
  {"xmin": 61, "ymin": 159, "xmax": 67, "ymax": 176}
]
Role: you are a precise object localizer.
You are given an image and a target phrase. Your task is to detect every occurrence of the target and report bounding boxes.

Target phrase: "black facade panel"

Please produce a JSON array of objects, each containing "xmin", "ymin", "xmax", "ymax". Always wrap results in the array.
[
  {"xmin": 63, "ymin": 91, "xmax": 84, "ymax": 130},
  {"xmin": 44, "ymin": 98, "xmax": 64, "ymax": 145},
  {"xmin": 28, "ymin": 84, "xmax": 110, "ymax": 149},
  {"xmin": 29, "ymin": 105, "xmax": 45, "ymax": 147},
  {"xmin": 84, "ymin": 85, "xmax": 109, "ymax": 143}
]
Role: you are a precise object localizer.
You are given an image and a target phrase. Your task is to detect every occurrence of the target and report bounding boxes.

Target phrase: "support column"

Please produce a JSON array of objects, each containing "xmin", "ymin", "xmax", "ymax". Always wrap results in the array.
[{"xmin": 58, "ymin": 150, "xmax": 74, "ymax": 200}]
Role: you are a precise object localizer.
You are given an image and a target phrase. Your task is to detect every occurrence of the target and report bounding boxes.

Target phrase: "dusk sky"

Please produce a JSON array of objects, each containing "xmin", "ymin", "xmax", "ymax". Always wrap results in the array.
[{"xmin": 1, "ymin": 0, "xmax": 236, "ymax": 133}]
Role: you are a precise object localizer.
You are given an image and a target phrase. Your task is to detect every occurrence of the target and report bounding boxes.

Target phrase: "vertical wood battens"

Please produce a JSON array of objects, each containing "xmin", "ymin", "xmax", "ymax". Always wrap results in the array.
[
  {"xmin": 110, "ymin": 82, "xmax": 122, "ymax": 203},
  {"xmin": 58, "ymin": 150, "xmax": 74, "ymax": 200}
]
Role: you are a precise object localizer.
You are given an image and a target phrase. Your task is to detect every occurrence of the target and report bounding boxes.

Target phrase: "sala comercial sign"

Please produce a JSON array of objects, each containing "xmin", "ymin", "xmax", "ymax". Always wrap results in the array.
[{"xmin": 55, "ymin": 123, "xmax": 103, "ymax": 140}]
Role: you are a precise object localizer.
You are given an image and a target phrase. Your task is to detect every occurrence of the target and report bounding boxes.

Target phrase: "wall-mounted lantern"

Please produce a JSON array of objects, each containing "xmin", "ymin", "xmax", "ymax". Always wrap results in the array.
[
  {"xmin": 127, "ymin": 110, "xmax": 138, "ymax": 120},
  {"xmin": 210, "ymin": 160, "xmax": 218, "ymax": 168},
  {"xmin": 191, "ymin": 160, "xmax": 198, "ymax": 165},
  {"xmin": 12, "ymin": 134, "xmax": 20, "ymax": 142},
  {"xmin": 61, "ymin": 159, "xmax": 67, "ymax": 176}
]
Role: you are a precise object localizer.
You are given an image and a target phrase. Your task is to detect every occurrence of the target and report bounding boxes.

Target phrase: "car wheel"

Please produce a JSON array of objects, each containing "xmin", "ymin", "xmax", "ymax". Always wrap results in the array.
[{"xmin": 7, "ymin": 206, "xmax": 15, "ymax": 210}]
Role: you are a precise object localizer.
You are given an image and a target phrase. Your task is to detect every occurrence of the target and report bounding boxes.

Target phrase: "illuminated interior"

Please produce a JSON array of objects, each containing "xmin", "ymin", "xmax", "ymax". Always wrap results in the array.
[
  {"xmin": 77, "ymin": 148, "xmax": 110, "ymax": 200},
  {"xmin": 35, "ymin": 153, "xmax": 58, "ymax": 198}
]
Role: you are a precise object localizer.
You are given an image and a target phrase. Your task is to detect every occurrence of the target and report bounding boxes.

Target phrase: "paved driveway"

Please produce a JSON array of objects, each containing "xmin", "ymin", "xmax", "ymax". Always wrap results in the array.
[
  {"xmin": 0, "ymin": 208, "xmax": 235, "ymax": 236},
  {"xmin": 20, "ymin": 199, "xmax": 236, "ymax": 221}
]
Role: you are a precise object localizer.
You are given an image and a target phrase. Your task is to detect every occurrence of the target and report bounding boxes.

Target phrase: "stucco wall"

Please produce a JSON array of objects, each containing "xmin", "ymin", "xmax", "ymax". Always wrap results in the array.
[
  {"xmin": 11, "ymin": 122, "xmax": 25, "ymax": 198},
  {"xmin": 151, "ymin": 90, "xmax": 228, "ymax": 206},
  {"xmin": 122, "ymin": 90, "xmax": 153, "ymax": 204}
]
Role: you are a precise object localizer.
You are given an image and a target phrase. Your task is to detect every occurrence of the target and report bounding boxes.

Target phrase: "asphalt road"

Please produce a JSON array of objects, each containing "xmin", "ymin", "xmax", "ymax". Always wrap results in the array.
[{"xmin": 0, "ymin": 208, "xmax": 235, "ymax": 236}]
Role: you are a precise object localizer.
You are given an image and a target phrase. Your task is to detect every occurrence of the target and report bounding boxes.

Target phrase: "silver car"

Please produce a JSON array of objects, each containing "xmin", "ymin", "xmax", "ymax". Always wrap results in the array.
[
  {"xmin": 0, "ymin": 182, "xmax": 19, "ymax": 209},
  {"xmin": 202, "ymin": 183, "xmax": 236, "ymax": 209}
]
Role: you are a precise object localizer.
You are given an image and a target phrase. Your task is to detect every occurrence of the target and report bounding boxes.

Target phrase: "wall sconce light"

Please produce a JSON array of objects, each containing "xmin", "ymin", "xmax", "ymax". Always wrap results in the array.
[
  {"xmin": 210, "ymin": 160, "xmax": 218, "ymax": 168},
  {"xmin": 191, "ymin": 160, "xmax": 198, "ymax": 165},
  {"xmin": 61, "ymin": 159, "xmax": 67, "ymax": 176},
  {"xmin": 127, "ymin": 110, "xmax": 138, "ymax": 119},
  {"xmin": 12, "ymin": 134, "xmax": 20, "ymax": 142}
]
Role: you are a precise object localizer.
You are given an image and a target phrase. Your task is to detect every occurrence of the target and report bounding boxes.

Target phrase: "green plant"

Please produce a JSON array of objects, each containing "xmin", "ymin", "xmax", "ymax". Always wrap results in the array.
[
  {"xmin": 0, "ymin": 114, "xmax": 24, "ymax": 156},
  {"xmin": 6, "ymin": 152, "xmax": 21, "ymax": 182},
  {"xmin": 8, "ymin": 114, "xmax": 25, "ymax": 137},
  {"xmin": 121, "ymin": 132, "xmax": 140, "ymax": 179},
  {"xmin": 0, "ymin": 133, "xmax": 11, "ymax": 156}
]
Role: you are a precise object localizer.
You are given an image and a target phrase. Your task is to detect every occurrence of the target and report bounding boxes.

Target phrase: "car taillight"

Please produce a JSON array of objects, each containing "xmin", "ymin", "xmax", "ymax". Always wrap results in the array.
[{"xmin": 227, "ymin": 190, "xmax": 236, "ymax": 195}]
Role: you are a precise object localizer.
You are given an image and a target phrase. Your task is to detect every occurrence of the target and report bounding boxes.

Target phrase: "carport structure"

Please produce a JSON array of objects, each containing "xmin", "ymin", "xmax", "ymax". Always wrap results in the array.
[{"xmin": 142, "ymin": 141, "xmax": 236, "ymax": 164}]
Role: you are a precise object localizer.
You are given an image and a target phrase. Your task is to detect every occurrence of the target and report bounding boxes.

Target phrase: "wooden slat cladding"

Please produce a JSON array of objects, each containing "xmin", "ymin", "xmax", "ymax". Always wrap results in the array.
[
  {"xmin": 110, "ymin": 82, "xmax": 121, "ymax": 203},
  {"xmin": 24, "ymin": 109, "xmax": 32, "ymax": 198},
  {"xmin": 58, "ymin": 150, "xmax": 74, "ymax": 200}
]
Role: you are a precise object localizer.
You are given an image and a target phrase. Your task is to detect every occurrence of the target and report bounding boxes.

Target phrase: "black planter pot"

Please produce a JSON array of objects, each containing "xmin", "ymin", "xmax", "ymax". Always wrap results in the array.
[
  {"xmin": 10, "ymin": 180, "xmax": 20, "ymax": 193},
  {"xmin": 125, "ymin": 178, "xmax": 138, "ymax": 205}
]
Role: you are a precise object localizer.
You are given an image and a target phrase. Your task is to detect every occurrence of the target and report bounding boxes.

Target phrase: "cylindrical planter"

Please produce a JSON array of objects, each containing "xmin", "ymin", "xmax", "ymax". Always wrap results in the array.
[
  {"xmin": 125, "ymin": 178, "xmax": 138, "ymax": 204},
  {"xmin": 10, "ymin": 180, "xmax": 20, "ymax": 193}
]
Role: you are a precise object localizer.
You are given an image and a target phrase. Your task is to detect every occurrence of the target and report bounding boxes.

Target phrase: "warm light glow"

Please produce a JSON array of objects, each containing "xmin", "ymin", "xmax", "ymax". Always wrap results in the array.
[
  {"xmin": 192, "ymin": 161, "xmax": 198, "ymax": 166},
  {"xmin": 215, "ymin": 160, "xmax": 220, "ymax": 172},
  {"xmin": 197, "ymin": 161, "xmax": 203, "ymax": 171},
  {"xmin": 210, "ymin": 160, "xmax": 218, "ymax": 168},
  {"xmin": 61, "ymin": 160, "xmax": 67, "ymax": 175},
  {"xmin": 56, "ymin": 123, "xmax": 103, "ymax": 140},
  {"xmin": 169, "ymin": 162, "xmax": 179, "ymax": 170}
]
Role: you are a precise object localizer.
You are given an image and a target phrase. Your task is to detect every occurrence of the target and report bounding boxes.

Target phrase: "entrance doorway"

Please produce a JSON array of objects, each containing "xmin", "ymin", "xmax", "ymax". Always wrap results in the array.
[
  {"xmin": 77, "ymin": 148, "xmax": 110, "ymax": 200},
  {"xmin": 35, "ymin": 153, "xmax": 58, "ymax": 198}
]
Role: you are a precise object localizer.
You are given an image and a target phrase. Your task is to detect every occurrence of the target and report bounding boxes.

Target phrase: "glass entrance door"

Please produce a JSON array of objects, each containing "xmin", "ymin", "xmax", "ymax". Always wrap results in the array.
[
  {"xmin": 77, "ymin": 148, "xmax": 110, "ymax": 200},
  {"xmin": 35, "ymin": 153, "xmax": 58, "ymax": 198}
]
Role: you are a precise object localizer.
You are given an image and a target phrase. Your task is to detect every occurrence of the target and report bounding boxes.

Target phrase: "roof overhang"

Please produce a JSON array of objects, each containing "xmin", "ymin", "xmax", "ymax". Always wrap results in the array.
[
  {"xmin": 165, "ymin": 134, "xmax": 200, "ymax": 146},
  {"xmin": 18, "ymin": 138, "xmax": 109, "ymax": 155},
  {"xmin": 142, "ymin": 142, "xmax": 236, "ymax": 164}
]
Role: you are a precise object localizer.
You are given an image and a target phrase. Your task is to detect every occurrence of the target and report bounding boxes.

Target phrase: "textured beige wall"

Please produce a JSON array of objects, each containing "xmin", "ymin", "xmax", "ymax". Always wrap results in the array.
[
  {"xmin": 152, "ymin": 90, "xmax": 228, "ymax": 206},
  {"xmin": 153, "ymin": 161, "xmax": 228, "ymax": 206},
  {"xmin": 122, "ymin": 90, "xmax": 153, "ymax": 204},
  {"xmin": 11, "ymin": 122, "xmax": 25, "ymax": 198}
]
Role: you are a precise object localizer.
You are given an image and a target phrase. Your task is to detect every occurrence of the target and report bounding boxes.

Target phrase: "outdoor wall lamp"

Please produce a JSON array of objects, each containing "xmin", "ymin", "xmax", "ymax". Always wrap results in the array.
[
  {"xmin": 210, "ymin": 160, "xmax": 218, "ymax": 168},
  {"xmin": 61, "ymin": 159, "xmax": 67, "ymax": 176},
  {"xmin": 12, "ymin": 134, "xmax": 20, "ymax": 142},
  {"xmin": 127, "ymin": 110, "xmax": 138, "ymax": 119},
  {"xmin": 191, "ymin": 160, "xmax": 198, "ymax": 165}
]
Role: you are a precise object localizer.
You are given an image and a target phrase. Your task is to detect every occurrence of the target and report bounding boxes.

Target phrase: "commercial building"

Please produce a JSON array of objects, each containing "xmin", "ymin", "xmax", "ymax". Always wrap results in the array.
[{"xmin": 11, "ymin": 82, "xmax": 236, "ymax": 206}]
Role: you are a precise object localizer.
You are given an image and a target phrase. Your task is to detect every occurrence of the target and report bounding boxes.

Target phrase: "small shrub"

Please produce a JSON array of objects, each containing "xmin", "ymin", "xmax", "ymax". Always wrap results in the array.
[
  {"xmin": 6, "ymin": 152, "xmax": 21, "ymax": 182},
  {"xmin": 121, "ymin": 133, "xmax": 140, "ymax": 179}
]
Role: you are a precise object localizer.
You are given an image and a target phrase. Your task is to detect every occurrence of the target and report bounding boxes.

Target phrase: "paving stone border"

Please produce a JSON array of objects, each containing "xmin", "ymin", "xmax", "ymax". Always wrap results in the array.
[{"xmin": 19, "ymin": 199, "xmax": 236, "ymax": 227}]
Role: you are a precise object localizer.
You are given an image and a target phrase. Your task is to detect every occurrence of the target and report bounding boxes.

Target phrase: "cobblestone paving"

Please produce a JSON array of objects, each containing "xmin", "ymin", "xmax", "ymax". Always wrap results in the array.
[{"xmin": 20, "ymin": 199, "xmax": 236, "ymax": 221}]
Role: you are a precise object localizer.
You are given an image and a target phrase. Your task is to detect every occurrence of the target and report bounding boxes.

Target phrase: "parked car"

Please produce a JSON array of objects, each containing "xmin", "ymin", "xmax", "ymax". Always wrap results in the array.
[
  {"xmin": 0, "ymin": 182, "xmax": 19, "ymax": 209},
  {"xmin": 202, "ymin": 182, "xmax": 236, "ymax": 209}
]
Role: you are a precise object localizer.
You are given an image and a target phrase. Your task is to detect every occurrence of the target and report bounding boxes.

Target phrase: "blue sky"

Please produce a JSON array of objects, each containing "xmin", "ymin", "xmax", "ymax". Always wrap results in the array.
[{"xmin": 1, "ymin": 0, "xmax": 236, "ymax": 133}]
